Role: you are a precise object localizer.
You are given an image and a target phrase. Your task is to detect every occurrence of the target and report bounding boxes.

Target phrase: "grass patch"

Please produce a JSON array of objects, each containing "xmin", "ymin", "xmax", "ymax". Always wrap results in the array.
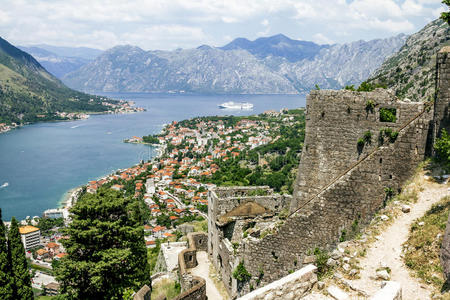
[
  {"xmin": 404, "ymin": 196, "xmax": 450, "ymax": 289},
  {"xmin": 184, "ymin": 219, "xmax": 208, "ymax": 233},
  {"xmin": 151, "ymin": 278, "xmax": 181, "ymax": 300}
]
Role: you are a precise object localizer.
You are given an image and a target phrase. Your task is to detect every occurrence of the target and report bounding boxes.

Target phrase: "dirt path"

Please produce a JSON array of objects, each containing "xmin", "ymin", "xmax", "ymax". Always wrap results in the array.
[
  {"xmin": 350, "ymin": 180, "xmax": 449, "ymax": 299},
  {"xmin": 190, "ymin": 251, "xmax": 225, "ymax": 300}
]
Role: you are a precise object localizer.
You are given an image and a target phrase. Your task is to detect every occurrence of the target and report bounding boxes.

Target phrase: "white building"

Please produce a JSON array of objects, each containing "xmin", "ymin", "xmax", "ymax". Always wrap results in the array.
[
  {"xmin": 19, "ymin": 225, "xmax": 41, "ymax": 250},
  {"xmin": 146, "ymin": 178, "xmax": 156, "ymax": 195},
  {"xmin": 43, "ymin": 208, "xmax": 68, "ymax": 219}
]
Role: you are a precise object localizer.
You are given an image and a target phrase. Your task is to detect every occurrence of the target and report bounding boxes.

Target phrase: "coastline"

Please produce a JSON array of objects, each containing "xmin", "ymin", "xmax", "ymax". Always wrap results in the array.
[{"xmin": 55, "ymin": 135, "xmax": 164, "ymax": 215}]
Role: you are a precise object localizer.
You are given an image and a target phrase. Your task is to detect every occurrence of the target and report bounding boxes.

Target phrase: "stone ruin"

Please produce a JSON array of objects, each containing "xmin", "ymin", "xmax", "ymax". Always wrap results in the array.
[{"xmin": 207, "ymin": 47, "xmax": 450, "ymax": 299}]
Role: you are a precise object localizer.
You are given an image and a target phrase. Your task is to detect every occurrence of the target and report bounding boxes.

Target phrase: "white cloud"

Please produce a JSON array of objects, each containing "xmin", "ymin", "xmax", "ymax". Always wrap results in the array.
[
  {"xmin": 312, "ymin": 33, "xmax": 335, "ymax": 45},
  {"xmin": 0, "ymin": 0, "xmax": 445, "ymax": 50}
]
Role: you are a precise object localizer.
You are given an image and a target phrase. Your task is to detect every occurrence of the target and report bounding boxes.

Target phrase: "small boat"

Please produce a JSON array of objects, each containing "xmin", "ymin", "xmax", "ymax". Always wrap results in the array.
[
  {"xmin": 0, "ymin": 182, "xmax": 9, "ymax": 188},
  {"xmin": 219, "ymin": 101, "xmax": 253, "ymax": 110}
]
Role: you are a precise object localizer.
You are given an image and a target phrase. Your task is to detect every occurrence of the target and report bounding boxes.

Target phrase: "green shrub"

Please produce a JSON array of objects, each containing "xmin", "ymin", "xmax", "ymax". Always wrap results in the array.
[
  {"xmin": 233, "ymin": 261, "xmax": 251, "ymax": 282},
  {"xmin": 313, "ymin": 248, "xmax": 330, "ymax": 279},
  {"xmin": 358, "ymin": 81, "xmax": 376, "ymax": 92},
  {"xmin": 344, "ymin": 85, "xmax": 355, "ymax": 91},
  {"xmin": 434, "ymin": 129, "xmax": 450, "ymax": 171},
  {"xmin": 357, "ymin": 138, "xmax": 365, "ymax": 147},
  {"xmin": 363, "ymin": 130, "xmax": 372, "ymax": 144},
  {"xmin": 380, "ymin": 107, "xmax": 397, "ymax": 122},
  {"xmin": 365, "ymin": 100, "xmax": 375, "ymax": 113},
  {"xmin": 389, "ymin": 131, "xmax": 399, "ymax": 142}
]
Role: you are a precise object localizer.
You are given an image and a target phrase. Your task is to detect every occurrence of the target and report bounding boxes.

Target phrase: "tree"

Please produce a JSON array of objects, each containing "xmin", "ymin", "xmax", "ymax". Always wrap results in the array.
[
  {"xmin": 55, "ymin": 189, "xmax": 151, "ymax": 299},
  {"xmin": 0, "ymin": 209, "xmax": 14, "ymax": 300},
  {"xmin": 442, "ymin": 0, "xmax": 450, "ymax": 25},
  {"xmin": 8, "ymin": 217, "xmax": 33, "ymax": 300},
  {"xmin": 435, "ymin": 129, "xmax": 450, "ymax": 171}
]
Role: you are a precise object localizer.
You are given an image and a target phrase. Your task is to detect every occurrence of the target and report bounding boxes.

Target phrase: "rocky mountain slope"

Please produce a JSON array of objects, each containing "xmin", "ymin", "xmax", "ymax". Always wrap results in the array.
[
  {"xmin": 0, "ymin": 37, "xmax": 113, "ymax": 124},
  {"xmin": 63, "ymin": 34, "xmax": 407, "ymax": 94},
  {"xmin": 18, "ymin": 46, "xmax": 92, "ymax": 78},
  {"xmin": 367, "ymin": 19, "xmax": 449, "ymax": 101}
]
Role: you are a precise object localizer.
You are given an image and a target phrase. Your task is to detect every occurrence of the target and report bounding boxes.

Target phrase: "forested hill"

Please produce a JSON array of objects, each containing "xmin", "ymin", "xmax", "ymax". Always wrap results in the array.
[
  {"xmin": 367, "ymin": 19, "xmax": 449, "ymax": 102},
  {"xmin": 0, "ymin": 37, "xmax": 115, "ymax": 124}
]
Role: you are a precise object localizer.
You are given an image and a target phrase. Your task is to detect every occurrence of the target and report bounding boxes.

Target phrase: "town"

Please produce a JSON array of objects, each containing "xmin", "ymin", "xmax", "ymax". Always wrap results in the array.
[{"xmin": 8, "ymin": 107, "xmax": 305, "ymax": 297}]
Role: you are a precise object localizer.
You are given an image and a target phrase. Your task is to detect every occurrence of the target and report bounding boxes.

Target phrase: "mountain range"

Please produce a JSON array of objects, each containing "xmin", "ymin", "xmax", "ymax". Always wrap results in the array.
[
  {"xmin": 61, "ymin": 33, "xmax": 407, "ymax": 94},
  {"xmin": 0, "ymin": 37, "xmax": 113, "ymax": 124}
]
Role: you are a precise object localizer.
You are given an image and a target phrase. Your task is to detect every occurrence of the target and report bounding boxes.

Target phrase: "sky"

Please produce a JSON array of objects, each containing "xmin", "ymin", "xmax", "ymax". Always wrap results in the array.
[{"xmin": 0, "ymin": 0, "xmax": 446, "ymax": 51}]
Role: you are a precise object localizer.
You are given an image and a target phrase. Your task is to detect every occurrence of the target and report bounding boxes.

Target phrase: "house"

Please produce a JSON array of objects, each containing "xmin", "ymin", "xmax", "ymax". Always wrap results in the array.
[
  {"xmin": 54, "ymin": 253, "xmax": 67, "ymax": 260},
  {"xmin": 111, "ymin": 184, "xmax": 124, "ymax": 191},
  {"xmin": 145, "ymin": 240, "xmax": 157, "ymax": 248},
  {"xmin": 46, "ymin": 242, "xmax": 60, "ymax": 256},
  {"xmin": 152, "ymin": 226, "xmax": 167, "ymax": 238},
  {"xmin": 36, "ymin": 248, "xmax": 49, "ymax": 260}
]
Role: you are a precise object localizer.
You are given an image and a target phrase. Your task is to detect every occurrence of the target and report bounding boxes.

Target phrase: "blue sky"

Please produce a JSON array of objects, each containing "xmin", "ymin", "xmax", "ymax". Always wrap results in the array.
[{"xmin": 0, "ymin": 0, "xmax": 446, "ymax": 50}]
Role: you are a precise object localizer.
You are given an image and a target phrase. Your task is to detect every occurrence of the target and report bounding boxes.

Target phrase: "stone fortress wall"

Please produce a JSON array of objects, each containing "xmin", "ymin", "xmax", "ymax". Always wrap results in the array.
[
  {"xmin": 433, "ymin": 47, "xmax": 450, "ymax": 150},
  {"xmin": 208, "ymin": 47, "xmax": 449, "ymax": 298}
]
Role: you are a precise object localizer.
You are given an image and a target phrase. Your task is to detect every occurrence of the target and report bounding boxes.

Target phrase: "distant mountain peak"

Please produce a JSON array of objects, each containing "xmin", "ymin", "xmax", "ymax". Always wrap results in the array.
[
  {"xmin": 220, "ymin": 34, "xmax": 329, "ymax": 62},
  {"xmin": 197, "ymin": 45, "xmax": 213, "ymax": 50}
]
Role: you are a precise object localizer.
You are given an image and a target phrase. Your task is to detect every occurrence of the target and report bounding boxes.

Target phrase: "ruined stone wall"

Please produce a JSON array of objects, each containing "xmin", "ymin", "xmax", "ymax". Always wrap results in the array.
[
  {"xmin": 236, "ymin": 265, "xmax": 317, "ymax": 300},
  {"xmin": 208, "ymin": 186, "xmax": 292, "ymax": 296},
  {"xmin": 173, "ymin": 232, "xmax": 208, "ymax": 300},
  {"xmin": 290, "ymin": 89, "xmax": 427, "ymax": 211},
  {"xmin": 211, "ymin": 186, "xmax": 291, "ymax": 216},
  {"xmin": 433, "ymin": 47, "xmax": 450, "ymax": 144},
  {"xmin": 238, "ymin": 90, "xmax": 434, "ymax": 292}
]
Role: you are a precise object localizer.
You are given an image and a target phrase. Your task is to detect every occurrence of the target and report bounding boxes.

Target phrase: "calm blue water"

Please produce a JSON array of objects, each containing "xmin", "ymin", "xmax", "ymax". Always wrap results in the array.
[{"xmin": 0, "ymin": 93, "xmax": 305, "ymax": 220}]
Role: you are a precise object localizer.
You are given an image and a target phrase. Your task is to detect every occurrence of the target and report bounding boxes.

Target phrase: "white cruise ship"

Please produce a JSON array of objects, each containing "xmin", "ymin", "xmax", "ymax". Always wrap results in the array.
[{"xmin": 218, "ymin": 101, "xmax": 253, "ymax": 110}]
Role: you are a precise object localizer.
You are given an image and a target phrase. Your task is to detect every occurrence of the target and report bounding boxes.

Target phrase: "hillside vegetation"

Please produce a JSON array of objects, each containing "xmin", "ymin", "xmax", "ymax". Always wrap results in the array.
[
  {"xmin": 367, "ymin": 19, "xmax": 449, "ymax": 101},
  {"xmin": 0, "ymin": 37, "xmax": 115, "ymax": 124}
]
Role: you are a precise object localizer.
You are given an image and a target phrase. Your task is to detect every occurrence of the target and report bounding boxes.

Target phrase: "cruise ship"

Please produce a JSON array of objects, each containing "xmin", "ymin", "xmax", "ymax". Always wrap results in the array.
[{"xmin": 218, "ymin": 101, "xmax": 253, "ymax": 110}]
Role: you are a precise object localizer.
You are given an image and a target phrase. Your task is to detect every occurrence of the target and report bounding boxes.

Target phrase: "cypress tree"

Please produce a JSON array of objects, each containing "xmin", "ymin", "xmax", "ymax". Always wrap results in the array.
[
  {"xmin": 56, "ymin": 189, "xmax": 151, "ymax": 299},
  {"xmin": 0, "ymin": 209, "xmax": 13, "ymax": 299},
  {"xmin": 8, "ymin": 217, "xmax": 33, "ymax": 300}
]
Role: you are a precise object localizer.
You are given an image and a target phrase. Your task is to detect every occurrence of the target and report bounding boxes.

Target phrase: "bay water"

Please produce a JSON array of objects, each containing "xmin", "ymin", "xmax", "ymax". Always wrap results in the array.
[{"xmin": 0, "ymin": 93, "xmax": 305, "ymax": 220}]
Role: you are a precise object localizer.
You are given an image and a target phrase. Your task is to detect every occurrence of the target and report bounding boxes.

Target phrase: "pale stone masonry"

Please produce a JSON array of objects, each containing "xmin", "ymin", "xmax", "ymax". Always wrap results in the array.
[
  {"xmin": 208, "ymin": 47, "xmax": 450, "ymax": 298},
  {"xmin": 236, "ymin": 264, "xmax": 317, "ymax": 300}
]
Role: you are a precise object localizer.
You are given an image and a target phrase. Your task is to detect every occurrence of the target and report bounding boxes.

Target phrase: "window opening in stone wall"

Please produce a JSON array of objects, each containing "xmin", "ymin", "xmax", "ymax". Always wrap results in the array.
[
  {"xmin": 379, "ymin": 175, "xmax": 381, "ymax": 181},
  {"xmin": 271, "ymin": 251, "xmax": 278, "ymax": 260},
  {"xmin": 379, "ymin": 107, "xmax": 397, "ymax": 122},
  {"xmin": 415, "ymin": 146, "xmax": 418, "ymax": 155},
  {"xmin": 379, "ymin": 158, "xmax": 382, "ymax": 164},
  {"xmin": 389, "ymin": 174, "xmax": 393, "ymax": 179},
  {"xmin": 321, "ymin": 112, "xmax": 325, "ymax": 118}
]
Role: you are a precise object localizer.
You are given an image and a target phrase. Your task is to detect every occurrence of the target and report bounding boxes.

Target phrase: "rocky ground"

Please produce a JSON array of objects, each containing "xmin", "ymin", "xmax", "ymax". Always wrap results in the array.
[{"xmin": 305, "ymin": 169, "xmax": 450, "ymax": 299}]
